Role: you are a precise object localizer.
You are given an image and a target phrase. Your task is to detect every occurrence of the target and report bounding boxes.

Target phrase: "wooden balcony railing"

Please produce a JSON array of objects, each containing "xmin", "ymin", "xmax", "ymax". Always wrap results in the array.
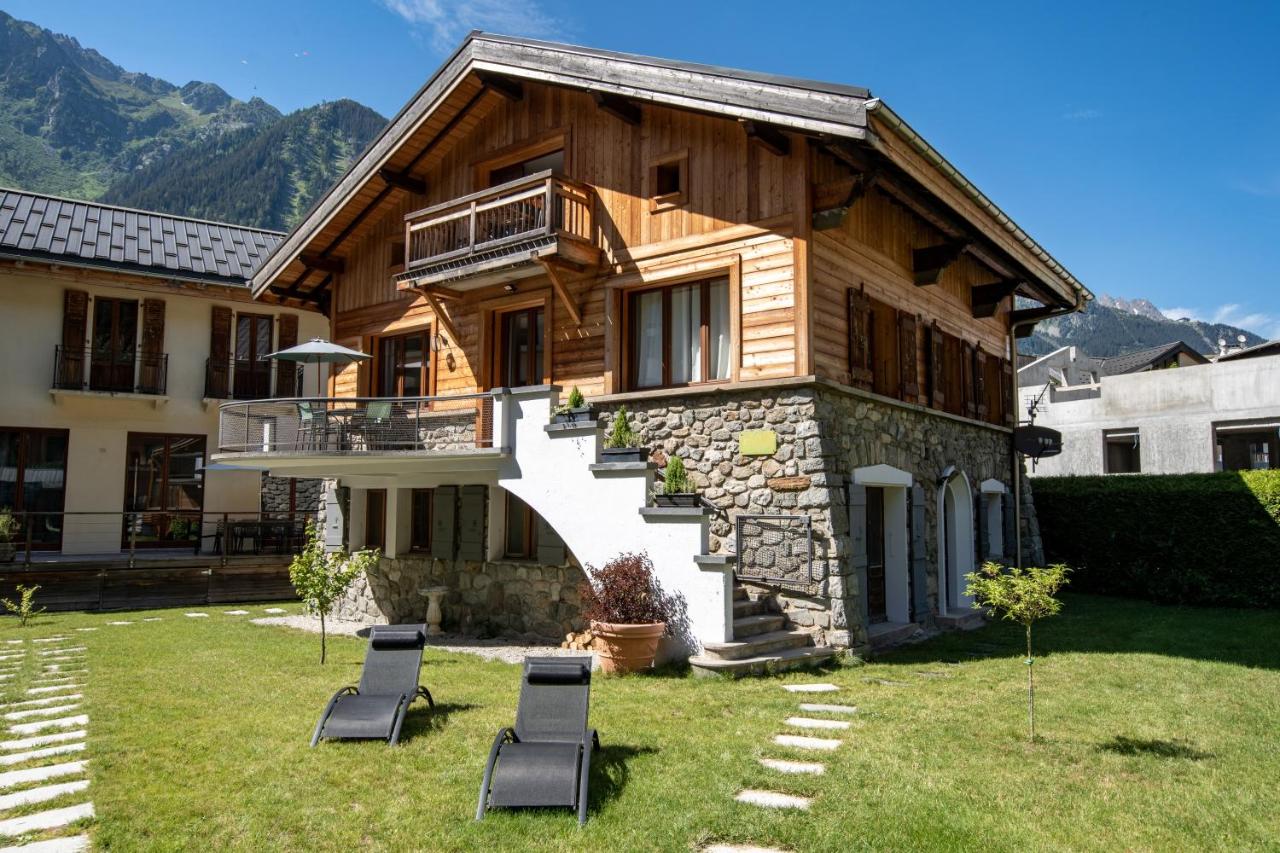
[{"xmin": 402, "ymin": 171, "xmax": 595, "ymax": 284}]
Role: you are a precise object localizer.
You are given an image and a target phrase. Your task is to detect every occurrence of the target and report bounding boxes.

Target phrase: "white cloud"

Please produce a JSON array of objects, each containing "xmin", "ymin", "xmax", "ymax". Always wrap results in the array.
[
  {"xmin": 1160, "ymin": 302, "xmax": 1280, "ymax": 339},
  {"xmin": 378, "ymin": 0, "xmax": 559, "ymax": 49},
  {"xmin": 1062, "ymin": 108, "xmax": 1102, "ymax": 121}
]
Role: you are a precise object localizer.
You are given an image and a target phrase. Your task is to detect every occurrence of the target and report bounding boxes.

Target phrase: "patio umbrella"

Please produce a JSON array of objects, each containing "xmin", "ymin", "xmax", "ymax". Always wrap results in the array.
[{"xmin": 266, "ymin": 338, "xmax": 371, "ymax": 397}]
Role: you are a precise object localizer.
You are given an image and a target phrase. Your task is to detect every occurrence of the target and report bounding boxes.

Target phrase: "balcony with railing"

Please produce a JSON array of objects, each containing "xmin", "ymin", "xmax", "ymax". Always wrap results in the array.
[
  {"xmin": 395, "ymin": 170, "xmax": 598, "ymax": 292},
  {"xmin": 52, "ymin": 345, "xmax": 168, "ymax": 397},
  {"xmin": 204, "ymin": 358, "xmax": 304, "ymax": 401}
]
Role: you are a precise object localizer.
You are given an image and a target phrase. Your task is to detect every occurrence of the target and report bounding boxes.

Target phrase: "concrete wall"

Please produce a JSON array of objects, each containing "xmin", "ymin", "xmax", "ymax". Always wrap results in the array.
[
  {"xmin": 0, "ymin": 269, "xmax": 328, "ymax": 553},
  {"xmin": 1028, "ymin": 355, "xmax": 1280, "ymax": 476}
]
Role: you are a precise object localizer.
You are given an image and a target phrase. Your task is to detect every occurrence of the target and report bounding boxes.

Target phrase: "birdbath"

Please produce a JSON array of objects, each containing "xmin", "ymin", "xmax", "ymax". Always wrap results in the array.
[{"xmin": 420, "ymin": 586, "xmax": 449, "ymax": 636}]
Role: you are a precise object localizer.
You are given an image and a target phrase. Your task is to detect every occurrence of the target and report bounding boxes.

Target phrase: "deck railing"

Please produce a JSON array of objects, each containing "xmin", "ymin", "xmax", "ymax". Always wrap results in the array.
[
  {"xmin": 217, "ymin": 393, "xmax": 498, "ymax": 455},
  {"xmin": 404, "ymin": 170, "xmax": 594, "ymax": 269},
  {"xmin": 52, "ymin": 345, "xmax": 168, "ymax": 395}
]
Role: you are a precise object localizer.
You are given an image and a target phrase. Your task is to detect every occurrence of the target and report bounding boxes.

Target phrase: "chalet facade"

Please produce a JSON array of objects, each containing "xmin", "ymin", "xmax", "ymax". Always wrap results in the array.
[{"xmin": 220, "ymin": 34, "xmax": 1089, "ymax": 669}]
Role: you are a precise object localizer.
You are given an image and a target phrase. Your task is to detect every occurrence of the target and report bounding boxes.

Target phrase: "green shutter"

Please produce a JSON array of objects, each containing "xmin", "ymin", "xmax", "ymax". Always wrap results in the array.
[
  {"xmin": 457, "ymin": 485, "xmax": 488, "ymax": 562},
  {"xmin": 909, "ymin": 483, "xmax": 928, "ymax": 620},
  {"xmin": 848, "ymin": 483, "xmax": 869, "ymax": 625},
  {"xmin": 430, "ymin": 485, "xmax": 457, "ymax": 560},
  {"xmin": 536, "ymin": 514, "xmax": 566, "ymax": 566}
]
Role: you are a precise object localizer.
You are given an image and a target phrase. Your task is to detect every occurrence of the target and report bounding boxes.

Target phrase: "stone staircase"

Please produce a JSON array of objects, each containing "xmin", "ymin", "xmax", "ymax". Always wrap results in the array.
[{"xmin": 689, "ymin": 583, "xmax": 837, "ymax": 677}]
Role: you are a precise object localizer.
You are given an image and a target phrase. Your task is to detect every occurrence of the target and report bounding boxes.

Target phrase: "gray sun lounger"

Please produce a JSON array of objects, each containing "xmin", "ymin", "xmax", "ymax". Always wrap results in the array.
[
  {"xmin": 310, "ymin": 623, "xmax": 434, "ymax": 746},
  {"xmin": 476, "ymin": 656, "xmax": 598, "ymax": 825}
]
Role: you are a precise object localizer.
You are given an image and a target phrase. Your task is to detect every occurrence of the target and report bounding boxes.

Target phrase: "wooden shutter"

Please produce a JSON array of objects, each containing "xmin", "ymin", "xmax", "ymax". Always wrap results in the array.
[
  {"xmin": 909, "ymin": 483, "xmax": 929, "ymax": 620},
  {"xmin": 536, "ymin": 514, "xmax": 566, "ymax": 565},
  {"xmin": 974, "ymin": 346, "xmax": 989, "ymax": 422},
  {"xmin": 928, "ymin": 322, "xmax": 945, "ymax": 410},
  {"xmin": 1001, "ymin": 358, "xmax": 1014, "ymax": 427},
  {"xmin": 899, "ymin": 312, "xmax": 920, "ymax": 402},
  {"xmin": 430, "ymin": 485, "xmax": 457, "ymax": 560},
  {"xmin": 209, "ymin": 306, "xmax": 232, "ymax": 399},
  {"xmin": 457, "ymin": 485, "xmax": 487, "ymax": 561},
  {"xmin": 139, "ymin": 298, "xmax": 166, "ymax": 393},
  {"xmin": 848, "ymin": 482, "xmax": 870, "ymax": 625},
  {"xmin": 961, "ymin": 341, "xmax": 976, "ymax": 419},
  {"xmin": 847, "ymin": 286, "xmax": 873, "ymax": 390},
  {"xmin": 275, "ymin": 314, "xmax": 299, "ymax": 397},
  {"xmin": 60, "ymin": 290, "xmax": 88, "ymax": 388}
]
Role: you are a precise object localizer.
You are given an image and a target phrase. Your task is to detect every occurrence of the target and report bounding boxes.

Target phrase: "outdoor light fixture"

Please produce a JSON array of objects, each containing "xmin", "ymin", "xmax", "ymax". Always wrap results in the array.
[{"xmin": 503, "ymin": 283, "xmax": 518, "ymax": 293}]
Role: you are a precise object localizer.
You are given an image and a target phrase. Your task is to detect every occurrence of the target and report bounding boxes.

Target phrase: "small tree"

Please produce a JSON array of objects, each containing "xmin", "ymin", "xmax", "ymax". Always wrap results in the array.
[
  {"xmin": 662, "ymin": 456, "xmax": 691, "ymax": 495},
  {"xmin": 566, "ymin": 386, "xmax": 586, "ymax": 409},
  {"xmin": 288, "ymin": 521, "xmax": 380, "ymax": 663},
  {"xmin": 605, "ymin": 406, "xmax": 638, "ymax": 449},
  {"xmin": 965, "ymin": 561, "xmax": 1070, "ymax": 741},
  {"xmin": 1, "ymin": 584, "xmax": 43, "ymax": 627}
]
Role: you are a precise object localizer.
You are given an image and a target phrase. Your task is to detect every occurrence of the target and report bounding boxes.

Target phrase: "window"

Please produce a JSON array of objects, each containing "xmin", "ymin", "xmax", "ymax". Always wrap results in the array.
[
  {"xmin": 91, "ymin": 297, "xmax": 138, "ymax": 392},
  {"xmin": 0, "ymin": 428, "xmax": 68, "ymax": 550},
  {"xmin": 865, "ymin": 486, "xmax": 887, "ymax": 624},
  {"xmin": 234, "ymin": 314, "xmax": 273, "ymax": 399},
  {"xmin": 648, "ymin": 151, "xmax": 688, "ymax": 211},
  {"xmin": 504, "ymin": 492, "xmax": 540, "ymax": 559},
  {"xmin": 122, "ymin": 433, "xmax": 205, "ymax": 547},
  {"xmin": 378, "ymin": 329, "xmax": 431, "ymax": 397},
  {"xmin": 365, "ymin": 490, "xmax": 386, "ymax": 552},
  {"xmin": 628, "ymin": 277, "xmax": 730, "ymax": 390},
  {"xmin": 1215, "ymin": 423, "xmax": 1279, "ymax": 471},
  {"xmin": 487, "ymin": 149, "xmax": 564, "ymax": 187},
  {"xmin": 1104, "ymin": 429, "xmax": 1141, "ymax": 474},
  {"xmin": 410, "ymin": 489, "xmax": 433, "ymax": 550},
  {"xmin": 496, "ymin": 307, "xmax": 544, "ymax": 388}
]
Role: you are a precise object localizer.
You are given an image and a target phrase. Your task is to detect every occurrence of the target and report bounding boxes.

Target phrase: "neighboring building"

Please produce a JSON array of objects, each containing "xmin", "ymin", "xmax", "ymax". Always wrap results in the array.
[
  {"xmin": 1019, "ymin": 346, "xmax": 1280, "ymax": 476},
  {"xmin": 0, "ymin": 189, "xmax": 328, "ymax": 557},
  {"xmin": 214, "ymin": 33, "xmax": 1088, "ymax": 667},
  {"xmin": 1216, "ymin": 339, "xmax": 1280, "ymax": 363}
]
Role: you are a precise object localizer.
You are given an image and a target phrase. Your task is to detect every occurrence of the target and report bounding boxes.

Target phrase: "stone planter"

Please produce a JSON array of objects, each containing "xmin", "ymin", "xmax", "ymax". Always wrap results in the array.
[
  {"xmin": 591, "ymin": 621, "xmax": 665, "ymax": 674},
  {"xmin": 601, "ymin": 447, "xmax": 646, "ymax": 463},
  {"xmin": 552, "ymin": 406, "xmax": 593, "ymax": 425},
  {"xmin": 653, "ymin": 493, "xmax": 699, "ymax": 507}
]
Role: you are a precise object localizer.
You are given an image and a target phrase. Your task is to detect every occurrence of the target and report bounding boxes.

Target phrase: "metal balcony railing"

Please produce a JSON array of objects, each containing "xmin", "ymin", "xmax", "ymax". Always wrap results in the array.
[
  {"xmin": 52, "ymin": 345, "xmax": 168, "ymax": 395},
  {"xmin": 204, "ymin": 358, "xmax": 304, "ymax": 401},
  {"xmin": 404, "ymin": 170, "xmax": 594, "ymax": 271},
  {"xmin": 216, "ymin": 394, "xmax": 498, "ymax": 455}
]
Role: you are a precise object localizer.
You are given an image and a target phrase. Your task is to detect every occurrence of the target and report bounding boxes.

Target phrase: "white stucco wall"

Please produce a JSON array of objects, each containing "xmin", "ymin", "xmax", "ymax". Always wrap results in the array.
[{"xmin": 1027, "ymin": 355, "xmax": 1280, "ymax": 476}]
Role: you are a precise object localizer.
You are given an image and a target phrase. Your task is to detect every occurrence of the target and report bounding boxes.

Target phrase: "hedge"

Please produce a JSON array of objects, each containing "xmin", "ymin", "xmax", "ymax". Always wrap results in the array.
[{"xmin": 1033, "ymin": 471, "xmax": 1280, "ymax": 608}]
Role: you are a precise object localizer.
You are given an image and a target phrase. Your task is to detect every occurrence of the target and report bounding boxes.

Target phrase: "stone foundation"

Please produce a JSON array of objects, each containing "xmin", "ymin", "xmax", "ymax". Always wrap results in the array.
[{"xmin": 262, "ymin": 475, "xmax": 325, "ymax": 518}]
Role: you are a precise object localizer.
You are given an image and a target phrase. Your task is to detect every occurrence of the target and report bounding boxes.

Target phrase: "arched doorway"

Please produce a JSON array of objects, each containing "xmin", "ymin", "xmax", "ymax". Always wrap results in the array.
[{"xmin": 937, "ymin": 470, "xmax": 975, "ymax": 616}]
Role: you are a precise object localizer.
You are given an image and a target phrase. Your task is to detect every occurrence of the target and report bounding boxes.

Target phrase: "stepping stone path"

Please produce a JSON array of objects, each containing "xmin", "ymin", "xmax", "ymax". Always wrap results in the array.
[
  {"xmin": 222, "ymin": 611, "xmax": 249, "ymax": 616},
  {"xmin": 185, "ymin": 613, "xmax": 209, "ymax": 619},
  {"xmin": 782, "ymin": 683, "xmax": 839, "ymax": 693},
  {"xmin": 784, "ymin": 716, "xmax": 850, "ymax": 731},
  {"xmin": 106, "ymin": 622, "xmax": 132, "ymax": 627},
  {"xmin": 735, "ymin": 789, "xmax": 810, "ymax": 810},
  {"xmin": 797, "ymin": 703, "xmax": 857, "ymax": 715},
  {"xmin": 0, "ymin": 638, "xmax": 94, "ymax": 849},
  {"xmin": 142, "ymin": 618, "xmax": 162, "ymax": 623},
  {"xmin": 704, "ymin": 846, "xmax": 792, "ymax": 853},
  {"xmin": 759, "ymin": 758, "xmax": 824, "ymax": 775},
  {"xmin": 263, "ymin": 608, "xmax": 287, "ymax": 614}
]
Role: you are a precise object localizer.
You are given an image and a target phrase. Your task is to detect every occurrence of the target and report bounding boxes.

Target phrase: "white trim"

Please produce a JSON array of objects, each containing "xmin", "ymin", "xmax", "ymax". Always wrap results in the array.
[
  {"xmin": 852, "ymin": 464, "xmax": 913, "ymax": 488},
  {"xmin": 979, "ymin": 478, "xmax": 1007, "ymax": 495},
  {"xmin": 936, "ymin": 471, "xmax": 976, "ymax": 616}
]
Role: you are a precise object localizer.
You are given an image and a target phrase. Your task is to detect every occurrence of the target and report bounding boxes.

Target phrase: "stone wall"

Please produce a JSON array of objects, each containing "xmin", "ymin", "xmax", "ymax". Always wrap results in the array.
[
  {"xmin": 261, "ymin": 475, "xmax": 325, "ymax": 519},
  {"xmin": 332, "ymin": 555, "xmax": 586, "ymax": 642}
]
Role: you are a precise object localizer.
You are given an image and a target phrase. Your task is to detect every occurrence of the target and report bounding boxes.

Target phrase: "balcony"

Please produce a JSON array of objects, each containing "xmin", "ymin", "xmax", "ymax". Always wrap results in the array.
[
  {"xmin": 204, "ymin": 358, "xmax": 304, "ymax": 401},
  {"xmin": 395, "ymin": 171, "xmax": 599, "ymax": 293},
  {"xmin": 52, "ymin": 345, "xmax": 168, "ymax": 398}
]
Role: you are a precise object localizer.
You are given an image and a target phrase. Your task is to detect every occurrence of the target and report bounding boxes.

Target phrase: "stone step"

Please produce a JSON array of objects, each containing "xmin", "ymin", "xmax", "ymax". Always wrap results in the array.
[
  {"xmin": 797, "ymin": 702, "xmax": 857, "ymax": 715},
  {"xmin": 732, "ymin": 613, "xmax": 785, "ymax": 638},
  {"xmin": 759, "ymin": 757, "xmax": 825, "ymax": 775},
  {"xmin": 732, "ymin": 598, "xmax": 768, "ymax": 618},
  {"xmin": 784, "ymin": 716, "xmax": 851, "ymax": 731},
  {"xmin": 867, "ymin": 621, "xmax": 919, "ymax": 651},
  {"xmin": 689, "ymin": 645, "xmax": 837, "ymax": 678},
  {"xmin": 732, "ymin": 585, "xmax": 749, "ymax": 602},
  {"xmin": 935, "ymin": 610, "xmax": 986, "ymax": 632},
  {"xmin": 735, "ymin": 789, "xmax": 811, "ymax": 810},
  {"xmin": 699, "ymin": 630, "xmax": 812, "ymax": 662},
  {"xmin": 772, "ymin": 733, "xmax": 841, "ymax": 751}
]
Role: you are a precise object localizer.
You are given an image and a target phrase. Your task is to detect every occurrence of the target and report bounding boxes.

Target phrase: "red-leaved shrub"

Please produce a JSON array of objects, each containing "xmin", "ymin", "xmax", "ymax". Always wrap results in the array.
[{"xmin": 579, "ymin": 552, "xmax": 675, "ymax": 626}]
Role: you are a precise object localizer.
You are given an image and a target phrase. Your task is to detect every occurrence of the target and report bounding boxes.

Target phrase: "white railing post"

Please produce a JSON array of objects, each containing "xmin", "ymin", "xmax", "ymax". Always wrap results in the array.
[{"xmin": 491, "ymin": 391, "xmax": 509, "ymax": 452}]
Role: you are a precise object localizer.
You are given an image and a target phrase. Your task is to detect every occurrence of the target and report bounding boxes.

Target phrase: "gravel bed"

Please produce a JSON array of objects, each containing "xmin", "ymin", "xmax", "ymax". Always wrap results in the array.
[{"xmin": 251, "ymin": 615, "xmax": 592, "ymax": 665}]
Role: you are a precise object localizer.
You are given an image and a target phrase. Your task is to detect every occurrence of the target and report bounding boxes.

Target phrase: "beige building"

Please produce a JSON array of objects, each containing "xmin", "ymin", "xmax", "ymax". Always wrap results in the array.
[{"xmin": 0, "ymin": 189, "xmax": 327, "ymax": 556}]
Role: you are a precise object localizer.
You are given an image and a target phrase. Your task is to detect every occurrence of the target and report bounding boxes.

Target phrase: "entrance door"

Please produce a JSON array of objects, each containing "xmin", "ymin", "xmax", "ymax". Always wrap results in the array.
[
  {"xmin": 234, "ymin": 314, "xmax": 273, "ymax": 399},
  {"xmin": 865, "ymin": 486, "xmax": 887, "ymax": 623},
  {"xmin": 0, "ymin": 428, "xmax": 69, "ymax": 550},
  {"xmin": 496, "ymin": 307, "xmax": 545, "ymax": 388},
  {"xmin": 90, "ymin": 297, "xmax": 138, "ymax": 392},
  {"xmin": 940, "ymin": 475, "xmax": 976, "ymax": 613}
]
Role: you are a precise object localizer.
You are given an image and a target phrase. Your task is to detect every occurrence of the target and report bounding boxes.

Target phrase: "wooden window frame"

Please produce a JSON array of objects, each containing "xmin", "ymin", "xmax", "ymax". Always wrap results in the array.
[
  {"xmin": 477, "ymin": 292, "xmax": 552, "ymax": 392},
  {"xmin": 623, "ymin": 275, "xmax": 732, "ymax": 391},
  {"xmin": 121, "ymin": 432, "xmax": 207, "ymax": 548},
  {"xmin": 647, "ymin": 149, "xmax": 689, "ymax": 212},
  {"xmin": 0, "ymin": 427, "xmax": 70, "ymax": 550},
  {"xmin": 503, "ymin": 491, "xmax": 540, "ymax": 560},
  {"xmin": 473, "ymin": 130, "xmax": 570, "ymax": 190},
  {"xmin": 374, "ymin": 327, "xmax": 434, "ymax": 398},
  {"xmin": 494, "ymin": 305, "xmax": 547, "ymax": 389}
]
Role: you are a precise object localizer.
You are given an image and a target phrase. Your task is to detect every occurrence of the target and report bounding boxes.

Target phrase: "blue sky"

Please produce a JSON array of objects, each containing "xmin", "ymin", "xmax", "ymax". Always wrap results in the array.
[{"xmin": 8, "ymin": 0, "xmax": 1279, "ymax": 336}]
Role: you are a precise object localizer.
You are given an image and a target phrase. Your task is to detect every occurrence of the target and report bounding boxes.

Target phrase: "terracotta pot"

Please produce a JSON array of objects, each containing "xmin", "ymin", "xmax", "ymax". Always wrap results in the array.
[{"xmin": 591, "ymin": 621, "xmax": 666, "ymax": 674}]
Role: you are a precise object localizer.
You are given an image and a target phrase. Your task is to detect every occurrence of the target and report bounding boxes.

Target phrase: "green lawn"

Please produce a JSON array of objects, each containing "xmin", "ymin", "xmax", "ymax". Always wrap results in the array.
[{"xmin": 2, "ymin": 594, "xmax": 1278, "ymax": 851}]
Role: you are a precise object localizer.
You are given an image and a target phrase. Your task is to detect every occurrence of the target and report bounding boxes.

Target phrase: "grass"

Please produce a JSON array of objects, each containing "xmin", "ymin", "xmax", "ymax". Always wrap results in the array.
[{"xmin": 0, "ymin": 594, "xmax": 1277, "ymax": 851}]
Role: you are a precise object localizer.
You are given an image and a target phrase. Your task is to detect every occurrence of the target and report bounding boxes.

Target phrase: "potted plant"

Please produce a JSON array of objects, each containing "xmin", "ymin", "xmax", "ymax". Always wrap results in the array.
[
  {"xmin": 601, "ymin": 406, "xmax": 646, "ymax": 463},
  {"xmin": 0, "ymin": 509, "xmax": 17, "ymax": 564},
  {"xmin": 551, "ymin": 386, "xmax": 593, "ymax": 425},
  {"xmin": 654, "ymin": 456, "xmax": 699, "ymax": 507},
  {"xmin": 580, "ymin": 552, "xmax": 674, "ymax": 674}
]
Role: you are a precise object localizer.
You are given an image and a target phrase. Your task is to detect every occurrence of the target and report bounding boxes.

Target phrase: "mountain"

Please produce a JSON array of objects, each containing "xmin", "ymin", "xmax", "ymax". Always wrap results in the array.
[
  {"xmin": 0, "ymin": 9, "xmax": 385, "ymax": 230},
  {"xmin": 1021, "ymin": 295, "xmax": 1266, "ymax": 358},
  {"xmin": 102, "ymin": 99, "xmax": 386, "ymax": 231}
]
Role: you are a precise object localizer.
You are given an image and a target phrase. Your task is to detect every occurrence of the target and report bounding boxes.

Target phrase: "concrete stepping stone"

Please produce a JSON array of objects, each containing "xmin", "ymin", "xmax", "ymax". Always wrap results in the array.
[
  {"xmin": 735, "ymin": 789, "xmax": 811, "ymax": 810},
  {"xmin": 31, "ymin": 639, "xmax": 67, "ymax": 645},
  {"xmin": 185, "ymin": 613, "xmax": 209, "ymax": 618},
  {"xmin": 785, "ymin": 716, "xmax": 850, "ymax": 731},
  {"xmin": 759, "ymin": 757, "xmax": 825, "ymax": 775},
  {"xmin": 0, "ymin": 696, "xmax": 81, "ymax": 711},
  {"xmin": 223, "ymin": 610, "xmax": 249, "ymax": 616},
  {"xmin": 73, "ymin": 628, "xmax": 98, "ymax": 633},
  {"xmin": 0, "ymin": 802, "xmax": 94, "ymax": 837},
  {"xmin": 797, "ymin": 703, "xmax": 857, "ymax": 715},
  {"xmin": 4, "ymin": 705, "xmax": 80, "ymax": 722},
  {"xmin": 26, "ymin": 686, "xmax": 82, "ymax": 696},
  {"xmin": 0, "ymin": 677, "xmax": 13, "ymax": 683},
  {"xmin": 0, "ymin": 761, "xmax": 86, "ymax": 790},
  {"xmin": 264, "ymin": 608, "xmax": 287, "ymax": 614},
  {"xmin": 9, "ymin": 715, "xmax": 88, "ymax": 736},
  {"xmin": 0, "ymin": 778, "xmax": 90, "ymax": 811},
  {"xmin": 1, "ymin": 641, "xmax": 21, "ymax": 646},
  {"xmin": 0, "ymin": 834, "xmax": 91, "ymax": 852},
  {"xmin": 773, "ymin": 734, "xmax": 841, "ymax": 751},
  {"xmin": 39, "ymin": 648, "xmax": 85, "ymax": 657},
  {"xmin": 0, "ymin": 655, "xmax": 24, "ymax": 663},
  {"xmin": 0, "ymin": 743, "xmax": 86, "ymax": 766},
  {"xmin": 107, "ymin": 621, "xmax": 133, "ymax": 626},
  {"xmin": 783, "ymin": 683, "xmax": 839, "ymax": 693},
  {"xmin": 32, "ymin": 677, "xmax": 77, "ymax": 685},
  {"xmin": 703, "ymin": 846, "xmax": 793, "ymax": 853},
  {"xmin": 143, "ymin": 617, "xmax": 163, "ymax": 622},
  {"xmin": 0, "ymin": 731, "xmax": 86, "ymax": 751}
]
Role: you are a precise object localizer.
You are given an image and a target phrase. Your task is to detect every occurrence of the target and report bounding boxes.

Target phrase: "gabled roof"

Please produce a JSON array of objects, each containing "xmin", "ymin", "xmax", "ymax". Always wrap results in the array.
[
  {"xmin": 0, "ymin": 187, "xmax": 283, "ymax": 286},
  {"xmin": 1097, "ymin": 341, "xmax": 1208, "ymax": 376}
]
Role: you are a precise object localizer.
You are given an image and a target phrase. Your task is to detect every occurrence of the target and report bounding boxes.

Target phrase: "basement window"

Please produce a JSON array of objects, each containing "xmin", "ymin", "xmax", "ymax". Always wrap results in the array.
[
  {"xmin": 1104, "ymin": 429, "xmax": 1141, "ymax": 474},
  {"xmin": 648, "ymin": 151, "xmax": 688, "ymax": 212}
]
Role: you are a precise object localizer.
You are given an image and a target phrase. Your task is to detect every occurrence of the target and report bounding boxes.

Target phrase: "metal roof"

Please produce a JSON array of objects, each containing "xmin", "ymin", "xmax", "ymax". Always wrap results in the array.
[{"xmin": 0, "ymin": 188, "xmax": 284, "ymax": 286}]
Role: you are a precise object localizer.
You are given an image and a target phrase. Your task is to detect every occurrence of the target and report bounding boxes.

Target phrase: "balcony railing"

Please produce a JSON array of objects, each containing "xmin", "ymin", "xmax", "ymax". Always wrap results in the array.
[
  {"xmin": 216, "ymin": 394, "xmax": 498, "ymax": 455},
  {"xmin": 52, "ymin": 345, "xmax": 168, "ymax": 395},
  {"xmin": 401, "ymin": 171, "xmax": 595, "ymax": 285},
  {"xmin": 205, "ymin": 358, "xmax": 304, "ymax": 401}
]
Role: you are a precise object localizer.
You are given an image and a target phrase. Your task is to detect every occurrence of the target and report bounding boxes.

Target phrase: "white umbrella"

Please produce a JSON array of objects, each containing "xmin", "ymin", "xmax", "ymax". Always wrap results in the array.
[{"xmin": 266, "ymin": 338, "xmax": 371, "ymax": 397}]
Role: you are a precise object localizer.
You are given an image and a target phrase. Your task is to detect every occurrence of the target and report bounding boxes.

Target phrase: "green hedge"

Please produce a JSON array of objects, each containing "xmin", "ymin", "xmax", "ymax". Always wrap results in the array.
[{"xmin": 1033, "ymin": 471, "xmax": 1280, "ymax": 608}]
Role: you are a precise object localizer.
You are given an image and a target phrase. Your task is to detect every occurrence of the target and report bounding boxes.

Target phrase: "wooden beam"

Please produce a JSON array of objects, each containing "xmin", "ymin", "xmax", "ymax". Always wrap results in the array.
[
  {"xmin": 538, "ymin": 259, "xmax": 582, "ymax": 326},
  {"xmin": 813, "ymin": 171, "xmax": 879, "ymax": 230},
  {"xmin": 592, "ymin": 91, "xmax": 642, "ymax": 125},
  {"xmin": 424, "ymin": 291, "xmax": 458, "ymax": 343},
  {"xmin": 970, "ymin": 279, "xmax": 1021, "ymax": 318},
  {"xmin": 912, "ymin": 240, "xmax": 968, "ymax": 287},
  {"xmin": 1011, "ymin": 305, "xmax": 1062, "ymax": 337},
  {"xmin": 476, "ymin": 71, "xmax": 523, "ymax": 101},
  {"xmin": 300, "ymin": 254, "xmax": 345, "ymax": 275},
  {"xmin": 416, "ymin": 284, "xmax": 462, "ymax": 301},
  {"xmin": 377, "ymin": 168, "xmax": 426, "ymax": 195},
  {"xmin": 741, "ymin": 120, "xmax": 791, "ymax": 156}
]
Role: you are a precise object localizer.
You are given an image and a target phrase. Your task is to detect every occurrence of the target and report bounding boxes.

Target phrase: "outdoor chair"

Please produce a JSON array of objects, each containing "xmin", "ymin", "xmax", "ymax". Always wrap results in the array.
[
  {"xmin": 296, "ymin": 402, "xmax": 325, "ymax": 451},
  {"xmin": 476, "ymin": 656, "xmax": 598, "ymax": 825},
  {"xmin": 310, "ymin": 623, "xmax": 434, "ymax": 747}
]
